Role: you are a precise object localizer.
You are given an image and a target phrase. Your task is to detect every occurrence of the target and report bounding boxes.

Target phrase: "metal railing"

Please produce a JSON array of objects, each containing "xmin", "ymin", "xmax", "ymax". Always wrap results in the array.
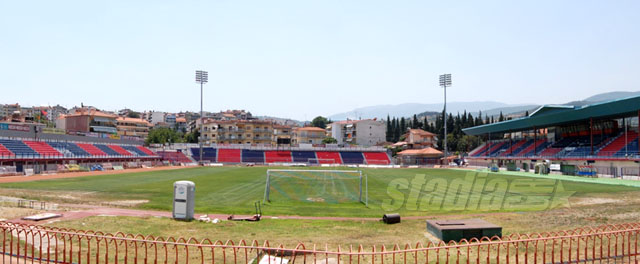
[{"xmin": 2, "ymin": 221, "xmax": 639, "ymax": 263}]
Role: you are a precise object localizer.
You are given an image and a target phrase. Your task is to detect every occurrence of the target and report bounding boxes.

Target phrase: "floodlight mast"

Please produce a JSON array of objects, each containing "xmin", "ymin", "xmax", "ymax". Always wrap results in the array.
[
  {"xmin": 439, "ymin": 74, "xmax": 452, "ymax": 161},
  {"xmin": 195, "ymin": 70, "xmax": 208, "ymax": 165}
]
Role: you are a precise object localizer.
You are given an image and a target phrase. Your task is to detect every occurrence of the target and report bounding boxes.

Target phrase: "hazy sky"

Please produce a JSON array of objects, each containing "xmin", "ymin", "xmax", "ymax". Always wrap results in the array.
[{"xmin": 1, "ymin": 0, "xmax": 639, "ymax": 120}]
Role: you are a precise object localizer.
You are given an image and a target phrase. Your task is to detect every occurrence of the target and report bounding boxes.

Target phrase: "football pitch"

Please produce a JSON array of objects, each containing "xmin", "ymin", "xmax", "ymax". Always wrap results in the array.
[{"xmin": 2, "ymin": 166, "xmax": 639, "ymax": 218}]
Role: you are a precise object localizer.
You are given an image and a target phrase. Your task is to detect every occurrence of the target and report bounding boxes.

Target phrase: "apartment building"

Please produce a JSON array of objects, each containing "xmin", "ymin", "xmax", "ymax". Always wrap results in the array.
[
  {"xmin": 329, "ymin": 119, "xmax": 386, "ymax": 146},
  {"xmin": 273, "ymin": 124, "xmax": 293, "ymax": 145},
  {"xmin": 292, "ymin": 127, "xmax": 326, "ymax": 144},
  {"xmin": 403, "ymin": 129, "xmax": 438, "ymax": 149},
  {"xmin": 116, "ymin": 117, "xmax": 152, "ymax": 138},
  {"xmin": 201, "ymin": 120, "xmax": 274, "ymax": 144}
]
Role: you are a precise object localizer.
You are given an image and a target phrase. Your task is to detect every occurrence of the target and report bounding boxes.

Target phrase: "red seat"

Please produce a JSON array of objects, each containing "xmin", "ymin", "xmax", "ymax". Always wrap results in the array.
[
  {"xmin": 137, "ymin": 146, "xmax": 156, "ymax": 156},
  {"xmin": 218, "ymin": 149, "xmax": 241, "ymax": 163},
  {"xmin": 0, "ymin": 144, "xmax": 14, "ymax": 157},
  {"xmin": 109, "ymin": 145, "xmax": 133, "ymax": 156},
  {"xmin": 264, "ymin": 151, "xmax": 292, "ymax": 163},
  {"xmin": 363, "ymin": 152, "xmax": 390, "ymax": 165},
  {"xmin": 315, "ymin": 151, "xmax": 342, "ymax": 164},
  {"xmin": 77, "ymin": 143, "xmax": 107, "ymax": 156},
  {"xmin": 23, "ymin": 141, "xmax": 62, "ymax": 157}
]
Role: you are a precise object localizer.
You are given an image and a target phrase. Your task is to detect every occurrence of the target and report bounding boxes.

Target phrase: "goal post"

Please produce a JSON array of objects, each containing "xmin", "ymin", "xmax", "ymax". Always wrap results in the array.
[{"xmin": 263, "ymin": 169, "xmax": 368, "ymax": 205}]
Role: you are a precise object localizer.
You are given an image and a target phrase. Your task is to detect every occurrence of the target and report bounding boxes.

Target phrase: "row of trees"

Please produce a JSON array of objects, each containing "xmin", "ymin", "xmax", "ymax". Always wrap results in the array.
[
  {"xmin": 386, "ymin": 110, "xmax": 509, "ymax": 153},
  {"xmin": 145, "ymin": 127, "xmax": 199, "ymax": 145}
]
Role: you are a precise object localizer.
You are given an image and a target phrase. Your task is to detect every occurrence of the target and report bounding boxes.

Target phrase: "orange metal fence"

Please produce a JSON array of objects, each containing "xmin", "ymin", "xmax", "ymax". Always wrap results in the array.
[{"xmin": 2, "ymin": 221, "xmax": 640, "ymax": 263}]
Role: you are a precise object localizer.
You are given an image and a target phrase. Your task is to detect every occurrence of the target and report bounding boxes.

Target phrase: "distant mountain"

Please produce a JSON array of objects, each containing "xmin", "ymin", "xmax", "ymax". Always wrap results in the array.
[
  {"xmin": 328, "ymin": 101, "xmax": 521, "ymax": 121},
  {"xmin": 327, "ymin": 91, "xmax": 640, "ymax": 121}
]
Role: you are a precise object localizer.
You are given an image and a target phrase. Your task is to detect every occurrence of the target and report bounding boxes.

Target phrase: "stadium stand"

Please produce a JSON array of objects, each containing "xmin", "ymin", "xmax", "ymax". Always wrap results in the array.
[
  {"xmin": 315, "ymin": 151, "xmax": 342, "ymax": 164},
  {"xmin": 339, "ymin": 151, "xmax": 365, "ymax": 164},
  {"xmin": 0, "ymin": 139, "xmax": 39, "ymax": 157},
  {"xmin": 291, "ymin": 151, "xmax": 317, "ymax": 163},
  {"xmin": 599, "ymin": 131, "xmax": 638, "ymax": 156},
  {"xmin": 468, "ymin": 143, "xmax": 489, "ymax": 156},
  {"xmin": 190, "ymin": 147, "xmax": 217, "ymax": 162},
  {"xmin": 217, "ymin": 149, "xmax": 242, "ymax": 163},
  {"xmin": 363, "ymin": 152, "xmax": 391, "ymax": 165},
  {"xmin": 23, "ymin": 141, "xmax": 62, "ymax": 157},
  {"xmin": 77, "ymin": 143, "xmax": 107, "ymax": 156},
  {"xmin": 499, "ymin": 139, "xmax": 528, "ymax": 156},
  {"xmin": 242, "ymin": 149, "xmax": 265, "ymax": 163},
  {"xmin": 48, "ymin": 142, "xmax": 90, "ymax": 156},
  {"xmin": 615, "ymin": 138, "xmax": 639, "ymax": 156},
  {"xmin": 264, "ymin": 151, "xmax": 293, "ymax": 163}
]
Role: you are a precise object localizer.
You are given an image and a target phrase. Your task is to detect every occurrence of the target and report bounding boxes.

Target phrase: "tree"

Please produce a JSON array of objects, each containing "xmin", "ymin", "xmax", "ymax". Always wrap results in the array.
[
  {"xmin": 386, "ymin": 115, "xmax": 392, "ymax": 142},
  {"xmin": 127, "ymin": 111, "xmax": 141, "ymax": 118},
  {"xmin": 311, "ymin": 116, "xmax": 329, "ymax": 129},
  {"xmin": 146, "ymin": 127, "xmax": 182, "ymax": 144},
  {"xmin": 184, "ymin": 131, "xmax": 200, "ymax": 143},
  {"xmin": 322, "ymin": 137, "xmax": 338, "ymax": 144},
  {"xmin": 498, "ymin": 111, "xmax": 505, "ymax": 122}
]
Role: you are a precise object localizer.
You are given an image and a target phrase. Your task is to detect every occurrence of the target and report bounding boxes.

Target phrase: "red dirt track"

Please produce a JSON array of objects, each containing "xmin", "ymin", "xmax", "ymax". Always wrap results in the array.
[{"xmin": 0, "ymin": 165, "xmax": 195, "ymax": 183}]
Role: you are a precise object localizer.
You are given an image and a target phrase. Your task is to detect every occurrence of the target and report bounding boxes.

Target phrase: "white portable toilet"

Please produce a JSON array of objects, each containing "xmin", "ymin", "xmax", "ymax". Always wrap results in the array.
[{"xmin": 173, "ymin": 181, "xmax": 195, "ymax": 220}]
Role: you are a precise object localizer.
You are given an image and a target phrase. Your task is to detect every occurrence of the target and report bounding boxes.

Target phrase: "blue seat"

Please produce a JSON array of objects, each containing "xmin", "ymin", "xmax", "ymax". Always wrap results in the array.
[
  {"xmin": 241, "ymin": 149, "xmax": 264, "ymax": 163},
  {"xmin": 94, "ymin": 144, "xmax": 120, "ymax": 156},
  {"xmin": 122, "ymin": 145, "xmax": 148, "ymax": 156},
  {"xmin": 191, "ymin": 148, "xmax": 217, "ymax": 161},
  {"xmin": 339, "ymin": 151, "xmax": 365, "ymax": 164},
  {"xmin": 292, "ymin": 151, "xmax": 317, "ymax": 163},
  {"xmin": 48, "ymin": 142, "xmax": 90, "ymax": 156},
  {"xmin": 0, "ymin": 139, "xmax": 38, "ymax": 157}
]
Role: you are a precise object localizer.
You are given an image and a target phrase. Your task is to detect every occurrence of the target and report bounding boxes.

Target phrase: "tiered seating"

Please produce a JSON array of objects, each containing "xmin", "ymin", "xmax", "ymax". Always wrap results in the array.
[
  {"xmin": 77, "ymin": 143, "xmax": 107, "ymax": 156},
  {"xmin": 137, "ymin": 146, "xmax": 156, "ymax": 156},
  {"xmin": 510, "ymin": 140, "xmax": 534, "ymax": 155},
  {"xmin": 599, "ymin": 132, "xmax": 638, "ymax": 156},
  {"xmin": 0, "ymin": 144, "xmax": 14, "ymax": 157},
  {"xmin": 0, "ymin": 139, "xmax": 38, "ymax": 157},
  {"xmin": 468, "ymin": 143, "xmax": 489, "ymax": 157},
  {"xmin": 94, "ymin": 144, "xmax": 120, "ymax": 156},
  {"xmin": 340, "ymin": 152, "xmax": 365, "ymax": 164},
  {"xmin": 363, "ymin": 152, "xmax": 390, "ymax": 165},
  {"xmin": 517, "ymin": 140, "xmax": 547, "ymax": 156},
  {"xmin": 539, "ymin": 147, "xmax": 563, "ymax": 157},
  {"xmin": 122, "ymin": 145, "xmax": 148, "ymax": 156},
  {"xmin": 48, "ymin": 142, "xmax": 90, "ymax": 156},
  {"xmin": 615, "ymin": 138, "xmax": 639, "ymax": 156},
  {"xmin": 23, "ymin": 141, "xmax": 62, "ymax": 157},
  {"xmin": 242, "ymin": 149, "xmax": 264, "ymax": 163},
  {"xmin": 315, "ymin": 151, "xmax": 342, "ymax": 164},
  {"xmin": 158, "ymin": 151, "xmax": 193, "ymax": 163},
  {"xmin": 217, "ymin": 149, "xmax": 241, "ymax": 163},
  {"xmin": 500, "ymin": 139, "xmax": 528, "ymax": 156},
  {"xmin": 109, "ymin": 145, "xmax": 134, "ymax": 156},
  {"xmin": 264, "ymin": 151, "xmax": 292, "ymax": 163},
  {"xmin": 191, "ymin": 147, "xmax": 217, "ymax": 161},
  {"xmin": 292, "ymin": 151, "xmax": 317, "ymax": 163},
  {"xmin": 483, "ymin": 141, "xmax": 507, "ymax": 157}
]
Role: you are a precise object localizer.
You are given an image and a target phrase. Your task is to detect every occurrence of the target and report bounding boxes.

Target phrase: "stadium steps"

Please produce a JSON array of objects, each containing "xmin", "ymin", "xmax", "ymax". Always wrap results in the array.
[
  {"xmin": 265, "ymin": 151, "xmax": 293, "ymax": 163},
  {"xmin": 538, "ymin": 147, "xmax": 563, "ymax": 157},
  {"xmin": 77, "ymin": 143, "xmax": 107, "ymax": 156},
  {"xmin": 615, "ymin": 138, "xmax": 639, "ymax": 156},
  {"xmin": 0, "ymin": 139, "xmax": 39, "ymax": 157},
  {"xmin": 363, "ymin": 152, "xmax": 391, "ymax": 165},
  {"xmin": 598, "ymin": 131, "xmax": 638, "ymax": 156},
  {"xmin": 137, "ymin": 146, "xmax": 156, "ymax": 156},
  {"xmin": 517, "ymin": 140, "xmax": 547, "ymax": 156},
  {"xmin": 23, "ymin": 141, "xmax": 63, "ymax": 157},
  {"xmin": 158, "ymin": 151, "xmax": 193, "ymax": 163},
  {"xmin": 483, "ymin": 141, "xmax": 507, "ymax": 156}
]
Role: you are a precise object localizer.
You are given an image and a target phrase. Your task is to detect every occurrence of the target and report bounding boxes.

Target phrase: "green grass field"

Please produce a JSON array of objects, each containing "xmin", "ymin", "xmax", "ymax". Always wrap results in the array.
[{"xmin": 2, "ymin": 166, "xmax": 639, "ymax": 217}]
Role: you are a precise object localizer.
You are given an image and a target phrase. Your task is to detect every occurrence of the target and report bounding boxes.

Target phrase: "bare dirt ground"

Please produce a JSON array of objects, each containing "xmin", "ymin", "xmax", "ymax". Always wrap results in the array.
[{"xmin": 0, "ymin": 165, "xmax": 195, "ymax": 183}]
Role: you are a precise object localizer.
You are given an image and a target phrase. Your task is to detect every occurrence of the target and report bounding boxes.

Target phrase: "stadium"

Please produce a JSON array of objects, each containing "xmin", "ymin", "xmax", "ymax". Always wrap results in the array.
[{"xmin": 2, "ymin": 96, "xmax": 640, "ymax": 263}]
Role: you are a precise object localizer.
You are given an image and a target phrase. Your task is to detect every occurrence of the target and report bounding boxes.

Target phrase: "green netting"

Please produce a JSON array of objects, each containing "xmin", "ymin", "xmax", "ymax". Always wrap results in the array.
[{"xmin": 264, "ymin": 170, "xmax": 366, "ymax": 204}]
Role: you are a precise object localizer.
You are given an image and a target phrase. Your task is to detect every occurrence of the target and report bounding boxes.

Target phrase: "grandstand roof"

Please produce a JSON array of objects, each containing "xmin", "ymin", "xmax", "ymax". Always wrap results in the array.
[{"xmin": 463, "ymin": 95, "xmax": 640, "ymax": 135}]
